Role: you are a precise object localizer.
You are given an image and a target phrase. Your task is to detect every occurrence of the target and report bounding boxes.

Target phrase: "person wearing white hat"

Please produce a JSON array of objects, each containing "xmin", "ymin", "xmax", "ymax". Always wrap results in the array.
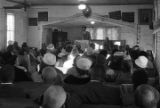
[
  {"xmin": 39, "ymin": 53, "xmax": 64, "ymax": 82},
  {"xmin": 64, "ymin": 56, "xmax": 92, "ymax": 84},
  {"xmin": 42, "ymin": 85, "xmax": 67, "ymax": 108},
  {"xmin": 46, "ymin": 43, "xmax": 56, "ymax": 54},
  {"xmin": 135, "ymin": 56, "xmax": 148, "ymax": 69},
  {"xmin": 42, "ymin": 53, "xmax": 56, "ymax": 66}
]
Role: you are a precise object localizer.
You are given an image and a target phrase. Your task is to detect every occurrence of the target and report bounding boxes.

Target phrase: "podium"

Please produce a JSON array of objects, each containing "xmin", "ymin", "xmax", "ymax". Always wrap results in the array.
[{"xmin": 75, "ymin": 40, "xmax": 89, "ymax": 51}]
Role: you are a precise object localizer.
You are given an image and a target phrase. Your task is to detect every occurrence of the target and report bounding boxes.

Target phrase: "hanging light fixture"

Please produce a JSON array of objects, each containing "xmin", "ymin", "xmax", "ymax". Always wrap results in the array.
[
  {"xmin": 90, "ymin": 21, "xmax": 95, "ymax": 25},
  {"xmin": 82, "ymin": 5, "xmax": 92, "ymax": 18},
  {"xmin": 78, "ymin": 3, "xmax": 87, "ymax": 10}
]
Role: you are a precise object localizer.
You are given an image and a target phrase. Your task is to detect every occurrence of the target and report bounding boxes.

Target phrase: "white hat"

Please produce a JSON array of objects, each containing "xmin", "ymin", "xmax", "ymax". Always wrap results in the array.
[
  {"xmin": 43, "ymin": 53, "xmax": 56, "ymax": 65},
  {"xmin": 135, "ymin": 56, "xmax": 148, "ymax": 68},
  {"xmin": 47, "ymin": 44, "xmax": 55, "ymax": 51},
  {"xmin": 58, "ymin": 48, "xmax": 68, "ymax": 57},
  {"xmin": 76, "ymin": 57, "xmax": 92, "ymax": 71}
]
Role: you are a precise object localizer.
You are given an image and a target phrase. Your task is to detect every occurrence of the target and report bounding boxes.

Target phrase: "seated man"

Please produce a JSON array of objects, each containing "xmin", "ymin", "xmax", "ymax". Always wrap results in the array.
[
  {"xmin": 135, "ymin": 84, "xmax": 160, "ymax": 108},
  {"xmin": 81, "ymin": 26, "xmax": 91, "ymax": 40}
]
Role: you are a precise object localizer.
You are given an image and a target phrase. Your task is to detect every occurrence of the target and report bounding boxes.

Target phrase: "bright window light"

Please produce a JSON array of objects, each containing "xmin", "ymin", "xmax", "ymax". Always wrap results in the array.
[
  {"xmin": 7, "ymin": 13, "xmax": 15, "ymax": 46},
  {"xmin": 96, "ymin": 28, "xmax": 104, "ymax": 40},
  {"xmin": 114, "ymin": 41, "xmax": 121, "ymax": 46}
]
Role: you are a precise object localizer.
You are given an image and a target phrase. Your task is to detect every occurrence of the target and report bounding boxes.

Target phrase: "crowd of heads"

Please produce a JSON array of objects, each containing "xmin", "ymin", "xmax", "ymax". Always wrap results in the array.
[{"xmin": 0, "ymin": 41, "xmax": 159, "ymax": 108}]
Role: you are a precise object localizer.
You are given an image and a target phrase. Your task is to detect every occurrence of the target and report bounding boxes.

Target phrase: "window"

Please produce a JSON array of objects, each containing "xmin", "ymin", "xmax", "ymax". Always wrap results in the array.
[
  {"xmin": 7, "ymin": 13, "xmax": 15, "ymax": 46},
  {"xmin": 88, "ymin": 27, "xmax": 119, "ymax": 40},
  {"xmin": 96, "ymin": 28, "xmax": 105, "ymax": 40}
]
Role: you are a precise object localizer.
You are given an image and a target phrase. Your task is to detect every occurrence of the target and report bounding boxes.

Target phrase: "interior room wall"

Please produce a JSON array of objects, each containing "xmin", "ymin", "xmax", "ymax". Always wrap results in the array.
[
  {"xmin": 14, "ymin": 10, "xmax": 28, "ymax": 47},
  {"xmin": 61, "ymin": 27, "xmax": 82, "ymax": 40},
  {"xmin": 0, "ymin": 1, "xmax": 28, "ymax": 50},
  {"xmin": 27, "ymin": 5, "xmax": 153, "ymax": 50},
  {"xmin": 0, "ymin": 1, "xmax": 6, "ymax": 50}
]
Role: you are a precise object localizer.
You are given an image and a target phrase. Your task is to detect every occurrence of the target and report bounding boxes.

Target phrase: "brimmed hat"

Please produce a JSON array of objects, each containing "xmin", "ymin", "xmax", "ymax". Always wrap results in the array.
[
  {"xmin": 58, "ymin": 48, "xmax": 68, "ymax": 57},
  {"xmin": 135, "ymin": 56, "xmax": 148, "ymax": 68},
  {"xmin": 43, "ymin": 53, "xmax": 56, "ymax": 65},
  {"xmin": 47, "ymin": 44, "xmax": 55, "ymax": 51},
  {"xmin": 76, "ymin": 57, "xmax": 92, "ymax": 71}
]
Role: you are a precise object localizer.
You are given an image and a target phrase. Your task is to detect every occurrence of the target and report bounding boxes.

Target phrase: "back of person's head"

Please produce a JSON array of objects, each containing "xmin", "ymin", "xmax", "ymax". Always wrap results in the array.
[
  {"xmin": 105, "ymin": 68, "xmax": 116, "ymax": 82},
  {"xmin": 135, "ymin": 84, "xmax": 160, "ymax": 108},
  {"xmin": 65, "ymin": 44, "xmax": 73, "ymax": 53},
  {"xmin": 43, "ymin": 85, "xmax": 66, "ymax": 108},
  {"xmin": 75, "ymin": 56, "xmax": 93, "ymax": 76},
  {"xmin": 42, "ymin": 53, "xmax": 57, "ymax": 66},
  {"xmin": 109, "ymin": 56, "xmax": 123, "ymax": 70},
  {"xmin": 132, "ymin": 69, "xmax": 148, "ymax": 90},
  {"xmin": 94, "ymin": 54, "xmax": 106, "ymax": 66},
  {"xmin": 0, "ymin": 64, "xmax": 15, "ymax": 83},
  {"xmin": 42, "ymin": 66, "xmax": 58, "ymax": 84},
  {"xmin": 99, "ymin": 49, "xmax": 108, "ymax": 57},
  {"xmin": 89, "ymin": 43, "xmax": 95, "ymax": 49},
  {"xmin": 90, "ymin": 65, "xmax": 106, "ymax": 82},
  {"xmin": 139, "ymin": 51, "xmax": 148, "ymax": 58},
  {"xmin": 121, "ymin": 60, "xmax": 131, "ymax": 73}
]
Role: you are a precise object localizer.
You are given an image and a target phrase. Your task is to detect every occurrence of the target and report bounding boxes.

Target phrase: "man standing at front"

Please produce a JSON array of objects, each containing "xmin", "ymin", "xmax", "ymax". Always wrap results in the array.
[{"xmin": 82, "ymin": 26, "xmax": 91, "ymax": 40}]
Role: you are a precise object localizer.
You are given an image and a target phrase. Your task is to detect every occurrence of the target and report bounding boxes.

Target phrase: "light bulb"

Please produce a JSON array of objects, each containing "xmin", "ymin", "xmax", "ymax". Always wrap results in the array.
[
  {"xmin": 90, "ymin": 21, "xmax": 95, "ymax": 25},
  {"xmin": 78, "ymin": 4, "xmax": 87, "ymax": 10}
]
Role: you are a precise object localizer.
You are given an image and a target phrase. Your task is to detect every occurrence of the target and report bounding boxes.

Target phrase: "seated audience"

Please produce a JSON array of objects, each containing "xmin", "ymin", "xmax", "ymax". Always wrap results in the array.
[
  {"xmin": 135, "ymin": 84, "xmax": 160, "ymax": 108},
  {"xmin": 15, "ymin": 48, "xmax": 30, "ymax": 72},
  {"xmin": 64, "ymin": 56, "xmax": 92, "ymax": 84},
  {"xmin": 40, "ymin": 52, "xmax": 64, "ymax": 81}
]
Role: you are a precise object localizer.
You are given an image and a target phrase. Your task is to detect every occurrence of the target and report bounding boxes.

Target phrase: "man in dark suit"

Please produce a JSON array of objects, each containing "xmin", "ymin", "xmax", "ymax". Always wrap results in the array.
[
  {"xmin": 63, "ymin": 65, "xmax": 121, "ymax": 108},
  {"xmin": 82, "ymin": 26, "xmax": 91, "ymax": 40}
]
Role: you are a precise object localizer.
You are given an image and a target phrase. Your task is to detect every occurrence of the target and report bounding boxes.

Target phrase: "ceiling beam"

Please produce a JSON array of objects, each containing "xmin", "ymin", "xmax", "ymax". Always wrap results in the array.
[
  {"xmin": 30, "ymin": 3, "xmax": 153, "ymax": 6},
  {"xmin": 6, "ymin": 0, "xmax": 24, "ymax": 4}
]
